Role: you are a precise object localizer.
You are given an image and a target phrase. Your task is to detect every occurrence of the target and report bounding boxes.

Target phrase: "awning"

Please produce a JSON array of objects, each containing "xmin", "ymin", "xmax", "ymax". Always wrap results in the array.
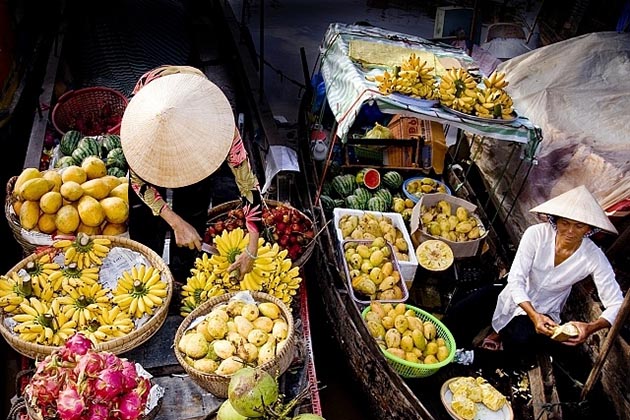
[{"xmin": 319, "ymin": 23, "xmax": 542, "ymax": 158}]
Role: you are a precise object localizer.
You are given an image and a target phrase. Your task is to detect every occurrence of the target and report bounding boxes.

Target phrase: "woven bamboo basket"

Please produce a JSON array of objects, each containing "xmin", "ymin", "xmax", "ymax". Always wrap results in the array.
[
  {"xmin": 173, "ymin": 291, "xmax": 296, "ymax": 398},
  {"xmin": 0, "ymin": 235, "xmax": 173, "ymax": 359},
  {"xmin": 206, "ymin": 199, "xmax": 316, "ymax": 267},
  {"xmin": 5, "ymin": 176, "xmax": 55, "ymax": 256}
]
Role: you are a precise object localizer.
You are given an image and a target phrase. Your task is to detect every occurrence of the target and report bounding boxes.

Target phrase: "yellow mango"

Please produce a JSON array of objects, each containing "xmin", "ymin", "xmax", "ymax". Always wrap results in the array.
[
  {"xmin": 100, "ymin": 175, "xmax": 122, "ymax": 191},
  {"xmin": 81, "ymin": 156, "xmax": 107, "ymax": 179},
  {"xmin": 42, "ymin": 170, "xmax": 63, "ymax": 193},
  {"xmin": 19, "ymin": 200, "xmax": 40, "ymax": 230},
  {"xmin": 77, "ymin": 195, "xmax": 105, "ymax": 227},
  {"xmin": 101, "ymin": 222, "xmax": 127, "ymax": 236},
  {"xmin": 39, "ymin": 191, "xmax": 62, "ymax": 214},
  {"xmin": 60, "ymin": 181, "xmax": 84, "ymax": 202},
  {"xmin": 61, "ymin": 166, "xmax": 87, "ymax": 184},
  {"xmin": 100, "ymin": 196, "xmax": 129, "ymax": 224},
  {"xmin": 55, "ymin": 205, "xmax": 80, "ymax": 234},
  {"xmin": 20, "ymin": 178, "xmax": 53, "ymax": 201},
  {"xmin": 81, "ymin": 178, "xmax": 110, "ymax": 200},
  {"xmin": 14, "ymin": 167, "xmax": 41, "ymax": 197},
  {"xmin": 37, "ymin": 213, "xmax": 57, "ymax": 234}
]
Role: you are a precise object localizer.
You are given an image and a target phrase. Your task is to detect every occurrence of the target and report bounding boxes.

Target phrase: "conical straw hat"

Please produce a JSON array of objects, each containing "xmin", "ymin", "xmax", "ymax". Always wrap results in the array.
[
  {"xmin": 530, "ymin": 185, "xmax": 618, "ymax": 234},
  {"xmin": 121, "ymin": 73, "xmax": 235, "ymax": 188}
]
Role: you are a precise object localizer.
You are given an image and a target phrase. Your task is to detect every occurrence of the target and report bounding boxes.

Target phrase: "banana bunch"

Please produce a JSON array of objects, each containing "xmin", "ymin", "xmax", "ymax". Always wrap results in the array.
[
  {"xmin": 475, "ymin": 72, "xmax": 514, "ymax": 119},
  {"xmin": 0, "ymin": 272, "xmax": 34, "ymax": 314},
  {"xmin": 266, "ymin": 263, "xmax": 302, "ymax": 304},
  {"xmin": 53, "ymin": 233, "xmax": 112, "ymax": 269},
  {"xmin": 112, "ymin": 265, "xmax": 167, "ymax": 319},
  {"xmin": 56, "ymin": 282, "xmax": 112, "ymax": 329},
  {"xmin": 240, "ymin": 243, "xmax": 280, "ymax": 291},
  {"xmin": 81, "ymin": 306, "xmax": 135, "ymax": 343},
  {"xmin": 47, "ymin": 263, "xmax": 100, "ymax": 290},
  {"xmin": 438, "ymin": 68, "xmax": 478, "ymax": 114},
  {"xmin": 12, "ymin": 297, "xmax": 76, "ymax": 345},
  {"xmin": 370, "ymin": 70, "xmax": 395, "ymax": 94},
  {"xmin": 23, "ymin": 253, "xmax": 60, "ymax": 296},
  {"xmin": 180, "ymin": 269, "xmax": 225, "ymax": 316},
  {"xmin": 367, "ymin": 54, "xmax": 437, "ymax": 99}
]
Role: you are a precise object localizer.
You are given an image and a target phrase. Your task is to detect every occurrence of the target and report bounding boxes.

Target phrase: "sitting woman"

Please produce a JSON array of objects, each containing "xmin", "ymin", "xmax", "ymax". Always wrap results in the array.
[{"xmin": 448, "ymin": 185, "xmax": 624, "ymax": 367}]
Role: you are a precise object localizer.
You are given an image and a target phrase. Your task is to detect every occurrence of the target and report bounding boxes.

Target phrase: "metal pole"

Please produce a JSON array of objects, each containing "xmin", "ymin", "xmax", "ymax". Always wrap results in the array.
[
  {"xmin": 581, "ymin": 290, "xmax": 630, "ymax": 400},
  {"xmin": 259, "ymin": 0, "xmax": 264, "ymax": 102}
]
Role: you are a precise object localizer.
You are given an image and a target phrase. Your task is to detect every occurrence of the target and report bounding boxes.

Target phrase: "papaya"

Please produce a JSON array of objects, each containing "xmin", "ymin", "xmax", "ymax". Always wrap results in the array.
[
  {"xmin": 77, "ymin": 195, "xmax": 105, "ymax": 227},
  {"xmin": 39, "ymin": 191, "xmax": 63, "ymax": 214},
  {"xmin": 108, "ymin": 183, "xmax": 128, "ymax": 201},
  {"xmin": 81, "ymin": 156, "xmax": 108, "ymax": 180},
  {"xmin": 81, "ymin": 178, "xmax": 110, "ymax": 200},
  {"xmin": 100, "ymin": 196, "xmax": 129, "ymax": 224},
  {"xmin": 101, "ymin": 222, "xmax": 127, "ymax": 236},
  {"xmin": 61, "ymin": 165, "xmax": 87, "ymax": 184},
  {"xmin": 60, "ymin": 181, "xmax": 84, "ymax": 202},
  {"xmin": 37, "ymin": 213, "xmax": 57, "ymax": 234},
  {"xmin": 19, "ymin": 200, "xmax": 40, "ymax": 230},
  {"xmin": 99, "ymin": 175, "xmax": 122, "ymax": 192},
  {"xmin": 19, "ymin": 178, "xmax": 53, "ymax": 201},
  {"xmin": 42, "ymin": 170, "xmax": 63, "ymax": 193},
  {"xmin": 13, "ymin": 168, "xmax": 41, "ymax": 197},
  {"xmin": 76, "ymin": 222, "xmax": 100, "ymax": 235},
  {"xmin": 55, "ymin": 205, "xmax": 80, "ymax": 234}
]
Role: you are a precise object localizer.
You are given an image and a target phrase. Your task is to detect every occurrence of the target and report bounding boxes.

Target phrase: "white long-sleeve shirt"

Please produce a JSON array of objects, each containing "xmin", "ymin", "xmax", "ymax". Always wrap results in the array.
[{"xmin": 492, "ymin": 223, "xmax": 623, "ymax": 332}]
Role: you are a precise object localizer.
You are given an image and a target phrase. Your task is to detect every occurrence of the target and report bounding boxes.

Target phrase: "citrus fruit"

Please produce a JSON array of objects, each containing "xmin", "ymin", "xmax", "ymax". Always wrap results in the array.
[{"xmin": 415, "ymin": 239, "xmax": 454, "ymax": 271}]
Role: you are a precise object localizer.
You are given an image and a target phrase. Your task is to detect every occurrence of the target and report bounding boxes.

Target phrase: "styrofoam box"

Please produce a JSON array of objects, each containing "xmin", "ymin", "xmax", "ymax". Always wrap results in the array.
[
  {"xmin": 333, "ymin": 208, "xmax": 419, "ymax": 287},
  {"xmin": 410, "ymin": 193, "xmax": 488, "ymax": 259}
]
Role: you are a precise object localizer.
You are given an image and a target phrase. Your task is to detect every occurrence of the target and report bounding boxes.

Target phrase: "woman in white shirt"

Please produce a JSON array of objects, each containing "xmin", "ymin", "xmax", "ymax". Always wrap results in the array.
[{"xmin": 489, "ymin": 185, "xmax": 623, "ymax": 354}]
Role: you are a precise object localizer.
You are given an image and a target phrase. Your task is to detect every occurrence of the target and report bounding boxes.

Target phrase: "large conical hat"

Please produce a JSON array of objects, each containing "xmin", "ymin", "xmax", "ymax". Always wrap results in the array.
[
  {"xmin": 120, "ymin": 73, "xmax": 235, "ymax": 188},
  {"xmin": 530, "ymin": 185, "xmax": 618, "ymax": 234}
]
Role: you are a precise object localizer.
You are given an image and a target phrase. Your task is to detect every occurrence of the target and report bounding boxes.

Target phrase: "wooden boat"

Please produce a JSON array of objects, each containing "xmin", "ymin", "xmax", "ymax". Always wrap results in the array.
[
  {"xmin": 295, "ymin": 22, "xmax": 627, "ymax": 420},
  {"xmin": 3, "ymin": 1, "xmax": 320, "ymax": 418}
]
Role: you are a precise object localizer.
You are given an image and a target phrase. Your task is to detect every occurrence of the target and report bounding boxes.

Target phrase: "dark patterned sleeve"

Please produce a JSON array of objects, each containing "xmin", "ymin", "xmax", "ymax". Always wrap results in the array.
[{"xmin": 129, "ymin": 169, "xmax": 167, "ymax": 216}]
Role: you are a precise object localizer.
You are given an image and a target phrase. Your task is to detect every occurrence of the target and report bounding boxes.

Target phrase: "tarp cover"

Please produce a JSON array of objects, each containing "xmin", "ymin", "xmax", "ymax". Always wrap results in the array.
[
  {"xmin": 476, "ymin": 31, "xmax": 630, "ymax": 238},
  {"xmin": 319, "ymin": 23, "xmax": 541, "ymax": 154}
]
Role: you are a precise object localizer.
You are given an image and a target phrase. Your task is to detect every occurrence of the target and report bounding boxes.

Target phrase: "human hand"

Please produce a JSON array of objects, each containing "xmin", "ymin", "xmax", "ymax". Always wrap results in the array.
[
  {"xmin": 228, "ymin": 250, "xmax": 255, "ymax": 280},
  {"xmin": 172, "ymin": 218, "xmax": 202, "ymax": 250},
  {"xmin": 561, "ymin": 321, "xmax": 589, "ymax": 346},
  {"xmin": 532, "ymin": 313, "xmax": 557, "ymax": 337}
]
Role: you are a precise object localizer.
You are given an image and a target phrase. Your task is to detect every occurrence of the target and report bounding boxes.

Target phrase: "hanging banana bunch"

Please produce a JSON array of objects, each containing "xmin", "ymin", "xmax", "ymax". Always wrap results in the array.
[
  {"xmin": 180, "ymin": 267, "xmax": 225, "ymax": 316},
  {"xmin": 240, "ymin": 243, "xmax": 279, "ymax": 291},
  {"xmin": 53, "ymin": 233, "xmax": 112, "ymax": 269},
  {"xmin": 366, "ymin": 53, "xmax": 438, "ymax": 99},
  {"xmin": 56, "ymin": 282, "xmax": 112, "ymax": 329},
  {"xmin": 112, "ymin": 265, "xmax": 168, "ymax": 319},
  {"xmin": 265, "ymin": 248, "xmax": 302, "ymax": 304},
  {"xmin": 438, "ymin": 68, "xmax": 479, "ymax": 114},
  {"xmin": 477, "ymin": 71, "xmax": 514, "ymax": 119}
]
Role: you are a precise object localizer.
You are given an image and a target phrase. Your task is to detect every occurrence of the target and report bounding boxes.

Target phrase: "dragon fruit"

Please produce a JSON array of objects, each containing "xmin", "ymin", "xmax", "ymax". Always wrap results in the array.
[{"xmin": 25, "ymin": 332, "xmax": 155, "ymax": 420}]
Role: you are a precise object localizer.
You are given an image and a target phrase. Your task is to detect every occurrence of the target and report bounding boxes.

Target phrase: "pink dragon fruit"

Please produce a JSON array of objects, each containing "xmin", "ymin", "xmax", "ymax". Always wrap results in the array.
[
  {"xmin": 120, "ymin": 360, "xmax": 139, "ymax": 392},
  {"xmin": 87, "ymin": 403, "xmax": 111, "ymax": 420},
  {"xmin": 93, "ymin": 368, "xmax": 125, "ymax": 401},
  {"xmin": 118, "ymin": 390, "xmax": 145, "ymax": 420},
  {"xmin": 57, "ymin": 386, "xmax": 86, "ymax": 420},
  {"xmin": 60, "ymin": 332, "xmax": 94, "ymax": 361}
]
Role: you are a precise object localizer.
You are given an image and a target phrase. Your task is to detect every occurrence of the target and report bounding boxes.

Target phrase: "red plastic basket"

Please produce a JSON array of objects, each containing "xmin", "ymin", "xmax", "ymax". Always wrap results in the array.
[{"xmin": 52, "ymin": 86, "xmax": 128, "ymax": 136}]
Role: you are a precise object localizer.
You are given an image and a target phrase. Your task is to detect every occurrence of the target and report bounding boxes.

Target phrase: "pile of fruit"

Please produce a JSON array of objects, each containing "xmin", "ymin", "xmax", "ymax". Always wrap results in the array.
[
  {"xmin": 181, "ymin": 228, "xmax": 301, "ymax": 315},
  {"xmin": 342, "ymin": 239, "xmax": 406, "ymax": 302},
  {"xmin": 337, "ymin": 212, "xmax": 411, "ymax": 262},
  {"xmin": 320, "ymin": 170, "xmax": 404, "ymax": 214},
  {"xmin": 448, "ymin": 376, "xmax": 507, "ymax": 420},
  {"xmin": 55, "ymin": 131, "xmax": 128, "ymax": 178},
  {"xmin": 177, "ymin": 299, "xmax": 291, "ymax": 376},
  {"xmin": 11, "ymin": 164, "xmax": 129, "ymax": 237},
  {"xmin": 217, "ymin": 366, "xmax": 325, "ymax": 420},
  {"xmin": 364, "ymin": 302, "xmax": 451, "ymax": 365},
  {"xmin": 204, "ymin": 203, "xmax": 314, "ymax": 262},
  {"xmin": 0, "ymin": 234, "xmax": 169, "ymax": 346},
  {"xmin": 24, "ymin": 333, "xmax": 158, "ymax": 420},
  {"xmin": 420, "ymin": 200, "xmax": 484, "ymax": 242},
  {"xmin": 366, "ymin": 53, "xmax": 438, "ymax": 100},
  {"xmin": 404, "ymin": 177, "xmax": 448, "ymax": 199},
  {"xmin": 438, "ymin": 69, "xmax": 514, "ymax": 120}
]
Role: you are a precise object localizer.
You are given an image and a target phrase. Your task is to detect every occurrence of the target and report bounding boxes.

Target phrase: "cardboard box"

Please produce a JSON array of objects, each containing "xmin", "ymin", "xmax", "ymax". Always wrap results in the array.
[
  {"xmin": 333, "ymin": 208, "xmax": 418, "ymax": 287},
  {"xmin": 410, "ymin": 193, "xmax": 487, "ymax": 258}
]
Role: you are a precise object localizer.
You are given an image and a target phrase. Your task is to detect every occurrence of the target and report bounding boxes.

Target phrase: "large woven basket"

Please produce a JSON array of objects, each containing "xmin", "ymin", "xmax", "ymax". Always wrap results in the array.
[
  {"xmin": 206, "ymin": 199, "xmax": 316, "ymax": 267},
  {"xmin": 173, "ymin": 291, "xmax": 296, "ymax": 398},
  {"xmin": 0, "ymin": 235, "xmax": 173, "ymax": 359},
  {"xmin": 5, "ymin": 176, "xmax": 54, "ymax": 256},
  {"xmin": 52, "ymin": 87, "xmax": 128, "ymax": 136}
]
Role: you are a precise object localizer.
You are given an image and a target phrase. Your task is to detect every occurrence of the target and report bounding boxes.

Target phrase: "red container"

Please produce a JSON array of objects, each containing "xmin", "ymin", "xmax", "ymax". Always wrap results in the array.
[{"xmin": 52, "ymin": 87, "xmax": 128, "ymax": 136}]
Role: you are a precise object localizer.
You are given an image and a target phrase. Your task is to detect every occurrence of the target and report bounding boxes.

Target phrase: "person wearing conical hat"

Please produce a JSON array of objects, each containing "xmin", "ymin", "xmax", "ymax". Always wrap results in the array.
[
  {"xmin": 487, "ymin": 185, "xmax": 624, "ymax": 360},
  {"xmin": 120, "ymin": 65, "xmax": 263, "ymax": 282}
]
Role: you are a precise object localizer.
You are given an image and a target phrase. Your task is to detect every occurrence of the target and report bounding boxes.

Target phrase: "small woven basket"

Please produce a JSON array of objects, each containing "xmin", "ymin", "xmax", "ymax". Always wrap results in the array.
[
  {"xmin": 361, "ymin": 304, "xmax": 456, "ymax": 378},
  {"xmin": 52, "ymin": 87, "xmax": 128, "ymax": 136},
  {"xmin": 0, "ymin": 235, "xmax": 173, "ymax": 359},
  {"xmin": 206, "ymin": 199, "xmax": 316, "ymax": 268},
  {"xmin": 5, "ymin": 176, "xmax": 54, "ymax": 256},
  {"xmin": 173, "ymin": 291, "xmax": 296, "ymax": 398}
]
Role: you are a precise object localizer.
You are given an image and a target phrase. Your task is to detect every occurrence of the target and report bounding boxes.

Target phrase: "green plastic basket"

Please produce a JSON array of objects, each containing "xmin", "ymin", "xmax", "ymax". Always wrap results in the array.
[{"xmin": 361, "ymin": 304, "xmax": 456, "ymax": 378}]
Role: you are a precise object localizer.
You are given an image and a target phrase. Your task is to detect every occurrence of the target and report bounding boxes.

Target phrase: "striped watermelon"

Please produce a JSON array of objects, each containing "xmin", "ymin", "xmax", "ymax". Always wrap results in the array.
[
  {"xmin": 60, "ymin": 130, "xmax": 82, "ymax": 156},
  {"xmin": 367, "ymin": 196, "xmax": 388, "ymax": 212},
  {"xmin": 382, "ymin": 171, "xmax": 403, "ymax": 190}
]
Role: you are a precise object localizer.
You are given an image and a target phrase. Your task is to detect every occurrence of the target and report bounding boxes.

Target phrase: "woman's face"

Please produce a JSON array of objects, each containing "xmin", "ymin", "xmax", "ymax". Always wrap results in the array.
[{"xmin": 556, "ymin": 217, "xmax": 591, "ymax": 244}]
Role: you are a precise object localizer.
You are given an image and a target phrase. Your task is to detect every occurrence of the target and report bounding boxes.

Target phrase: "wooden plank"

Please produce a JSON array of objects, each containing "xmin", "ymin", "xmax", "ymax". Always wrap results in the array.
[
  {"xmin": 151, "ymin": 375, "xmax": 222, "ymax": 420},
  {"xmin": 528, "ymin": 359, "xmax": 548, "ymax": 420}
]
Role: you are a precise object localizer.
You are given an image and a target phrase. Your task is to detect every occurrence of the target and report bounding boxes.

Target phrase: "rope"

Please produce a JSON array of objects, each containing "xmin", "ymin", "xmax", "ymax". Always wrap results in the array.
[{"xmin": 255, "ymin": 54, "xmax": 306, "ymax": 89}]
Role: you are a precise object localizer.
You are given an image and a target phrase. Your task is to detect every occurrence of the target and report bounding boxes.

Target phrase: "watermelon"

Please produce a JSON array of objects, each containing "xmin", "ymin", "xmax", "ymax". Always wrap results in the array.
[
  {"xmin": 59, "ymin": 130, "xmax": 82, "ymax": 156},
  {"xmin": 333, "ymin": 198, "xmax": 345, "ymax": 208},
  {"xmin": 353, "ymin": 187, "xmax": 371, "ymax": 206},
  {"xmin": 366, "ymin": 196, "xmax": 387, "ymax": 212},
  {"xmin": 374, "ymin": 189, "xmax": 392, "ymax": 208},
  {"xmin": 345, "ymin": 195, "xmax": 364, "ymax": 210},
  {"xmin": 331, "ymin": 174, "xmax": 355, "ymax": 197},
  {"xmin": 363, "ymin": 169, "xmax": 381, "ymax": 190},
  {"xmin": 382, "ymin": 171, "xmax": 403, "ymax": 190},
  {"xmin": 320, "ymin": 194, "xmax": 336, "ymax": 212},
  {"xmin": 55, "ymin": 155, "xmax": 76, "ymax": 169},
  {"xmin": 107, "ymin": 167, "xmax": 127, "ymax": 178},
  {"xmin": 102, "ymin": 134, "xmax": 122, "ymax": 153},
  {"xmin": 106, "ymin": 148, "xmax": 127, "ymax": 169}
]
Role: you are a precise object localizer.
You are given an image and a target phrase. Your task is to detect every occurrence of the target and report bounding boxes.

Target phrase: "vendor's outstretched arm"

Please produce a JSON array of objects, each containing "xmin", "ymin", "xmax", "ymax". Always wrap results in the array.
[{"xmin": 519, "ymin": 301, "xmax": 557, "ymax": 337}]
